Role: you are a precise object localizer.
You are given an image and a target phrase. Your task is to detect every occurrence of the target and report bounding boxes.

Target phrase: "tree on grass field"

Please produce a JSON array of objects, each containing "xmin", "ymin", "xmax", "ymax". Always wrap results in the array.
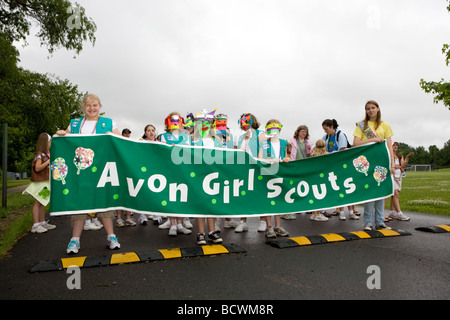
[
  {"xmin": 0, "ymin": 0, "xmax": 96, "ymax": 172},
  {"xmin": 420, "ymin": 1, "xmax": 450, "ymax": 110}
]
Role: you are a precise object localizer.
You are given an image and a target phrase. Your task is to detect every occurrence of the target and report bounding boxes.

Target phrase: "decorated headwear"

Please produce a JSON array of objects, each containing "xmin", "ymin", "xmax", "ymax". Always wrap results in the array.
[
  {"xmin": 184, "ymin": 113, "xmax": 194, "ymax": 128},
  {"xmin": 214, "ymin": 113, "xmax": 228, "ymax": 135},
  {"xmin": 194, "ymin": 108, "xmax": 217, "ymax": 138},
  {"xmin": 165, "ymin": 114, "xmax": 184, "ymax": 130},
  {"xmin": 239, "ymin": 113, "xmax": 253, "ymax": 131},
  {"xmin": 265, "ymin": 122, "xmax": 283, "ymax": 138}
]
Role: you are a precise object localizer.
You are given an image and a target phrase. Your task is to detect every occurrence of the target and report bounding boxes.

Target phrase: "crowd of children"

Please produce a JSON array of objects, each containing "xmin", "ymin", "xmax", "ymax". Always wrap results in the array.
[{"xmin": 23, "ymin": 94, "xmax": 412, "ymax": 254}]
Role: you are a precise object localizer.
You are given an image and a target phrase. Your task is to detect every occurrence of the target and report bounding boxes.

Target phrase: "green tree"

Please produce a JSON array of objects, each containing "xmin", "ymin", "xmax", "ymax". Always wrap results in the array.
[
  {"xmin": 0, "ymin": 0, "xmax": 96, "ymax": 55},
  {"xmin": 0, "ymin": 0, "xmax": 95, "ymax": 172},
  {"xmin": 420, "ymin": 1, "xmax": 450, "ymax": 110}
]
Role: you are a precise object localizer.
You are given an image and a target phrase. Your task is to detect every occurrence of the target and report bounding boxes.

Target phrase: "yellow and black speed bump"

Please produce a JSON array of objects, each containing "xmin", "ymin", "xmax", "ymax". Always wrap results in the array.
[
  {"xmin": 266, "ymin": 229, "xmax": 411, "ymax": 249},
  {"xmin": 415, "ymin": 224, "xmax": 450, "ymax": 233},
  {"xmin": 29, "ymin": 243, "xmax": 246, "ymax": 273}
]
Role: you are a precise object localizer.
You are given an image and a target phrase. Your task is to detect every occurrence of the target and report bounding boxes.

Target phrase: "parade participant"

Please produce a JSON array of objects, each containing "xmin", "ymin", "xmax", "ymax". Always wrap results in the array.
[
  {"xmin": 236, "ymin": 113, "xmax": 266, "ymax": 233},
  {"xmin": 258, "ymin": 119, "xmax": 290, "ymax": 238},
  {"xmin": 321, "ymin": 119, "xmax": 358, "ymax": 220},
  {"xmin": 309, "ymin": 139, "xmax": 330, "ymax": 222},
  {"xmin": 23, "ymin": 133, "xmax": 56, "ymax": 233},
  {"xmin": 387, "ymin": 141, "xmax": 411, "ymax": 221},
  {"xmin": 158, "ymin": 112, "xmax": 193, "ymax": 236},
  {"xmin": 353, "ymin": 100, "xmax": 395, "ymax": 231},
  {"xmin": 56, "ymin": 93, "xmax": 121, "ymax": 254}
]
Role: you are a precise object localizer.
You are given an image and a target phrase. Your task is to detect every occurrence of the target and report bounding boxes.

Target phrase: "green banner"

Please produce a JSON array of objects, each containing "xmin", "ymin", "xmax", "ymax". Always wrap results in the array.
[{"xmin": 49, "ymin": 134, "xmax": 393, "ymax": 217}]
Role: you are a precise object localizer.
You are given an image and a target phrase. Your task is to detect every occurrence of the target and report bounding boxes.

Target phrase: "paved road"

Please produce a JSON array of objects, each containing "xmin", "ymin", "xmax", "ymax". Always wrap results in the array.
[{"xmin": 0, "ymin": 206, "xmax": 449, "ymax": 302}]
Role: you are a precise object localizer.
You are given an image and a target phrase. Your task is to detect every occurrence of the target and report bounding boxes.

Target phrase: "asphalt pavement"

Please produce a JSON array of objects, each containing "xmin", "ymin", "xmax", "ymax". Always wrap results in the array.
[{"xmin": 0, "ymin": 200, "xmax": 449, "ymax": 304}]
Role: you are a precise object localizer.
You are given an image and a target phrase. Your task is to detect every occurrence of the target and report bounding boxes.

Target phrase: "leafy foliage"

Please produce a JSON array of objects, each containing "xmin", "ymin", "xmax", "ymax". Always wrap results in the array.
[{"xmin": 420, "ymin": 1, "xmax": 450, "ymax": 110}]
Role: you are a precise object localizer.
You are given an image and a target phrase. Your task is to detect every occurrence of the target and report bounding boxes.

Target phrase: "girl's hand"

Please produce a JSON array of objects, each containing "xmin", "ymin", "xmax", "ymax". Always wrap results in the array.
[
  {"xmin": 370, "ymin": 137, "xmax": 384, "ymax": 143},
  {"xmin": 56, "ymin": 130, "xmax": 67, "ymax": 136},
  {"xmin": 282, "ymin": 157, "xmax": 291, "ymax": 163}
]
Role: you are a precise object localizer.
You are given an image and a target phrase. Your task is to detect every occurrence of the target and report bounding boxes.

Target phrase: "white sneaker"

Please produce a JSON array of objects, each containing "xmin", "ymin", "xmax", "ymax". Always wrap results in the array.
[
  {"xmin": 168, "ymin": 226, "xmax": 177, "ymax": 236},
  {"xmin": 310, "ymin": 213, "xmax": 329, "ymax": 222},
  {"xmin": 257, "ymin": 220, "xmax": 267, "ymax": 232},
  {"xmin": 138, "ymin": 214, "xmax": 148, "ymax": 225},
  {"xmin": 125, "ymin": 218, "xmax": 136, "ymax": 226},
  {"xmin": 107, "ymin": 235, "xmax": 120, "ymax": 250},
  {"xmin": 349, "ymin": 213, "xmax": 360, "ymax": 220},
  {"xmin": 177, "ymin": 225, "xmax": 192, "ymax": 235},
  {"xmin": 235, "ymin": 221, "xmax": 248, "ymax": 233},
  {"xmin": 41, "ymin": 221, "xmax": 56, "ymax": 230},
  {"xmin": 84, "ymin": 222, "xmax": 102, "ymax": 231},
  {"xmin": 224, "ymin": 220, "xmax": 239, "ymax": 228},
  {"xmin": 339, "ymin": 212, "xmax": 346, "ymax": 220},
  {"xmin": 395, "ymin": 212, "xmax": 410, "ymax": 221},
  {"xmin": 31, "ymin": 224, "xmax": 48, "ymax": 234},
  {"xmin": 183, "ymin": 218, "xmax": 193, "ymax": 229},
  {"xmin": 92, "ymin": 218, "xmax": 103, "ymax": 228},
  {"xmin": 66, "ymin": 239, "xmax": 80, "ymax": 254},
  {"xmin": 265, "ymin": 226, "xmax": 276, "ymax": 238},
  {"xmin": 116, "ymin": 218, "xmax": 125, "ymax": 227},
  {"xmin": 159, "ymin": 219, "xmax": 171, "ymax": 229}
]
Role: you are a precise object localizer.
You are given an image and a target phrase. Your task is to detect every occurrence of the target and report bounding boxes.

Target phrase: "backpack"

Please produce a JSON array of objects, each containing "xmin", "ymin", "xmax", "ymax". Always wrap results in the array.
[{"xmin": 326, "ymin": 130, "xmax": 352, "ymax": 149}]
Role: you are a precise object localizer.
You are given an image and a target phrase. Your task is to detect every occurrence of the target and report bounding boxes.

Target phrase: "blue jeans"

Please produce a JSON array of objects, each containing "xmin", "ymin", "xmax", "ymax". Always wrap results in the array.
[{"xmin": 363, "ymin": 199, "xmax": 385, "ymax": 228}]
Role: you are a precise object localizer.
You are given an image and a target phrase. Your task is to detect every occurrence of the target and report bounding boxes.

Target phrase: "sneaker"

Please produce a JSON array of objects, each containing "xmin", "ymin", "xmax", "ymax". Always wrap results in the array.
[
  {"xmin": 274, "ymin": 226, "xmax": 289, "ymax": 237},
  {"xmin": 363, "ymin": 225, "xmax": 372, "ymax": 231},
  {"xmin": 107, "ymin": 235, "xmax": 120, "ymax": 250},
  {"xmin": 116, "ymin": 218, "xmax": 125, "ymax": 227},
  {"xmin": 31, "ymin": 224, "xmax": 48, "ymax": 234},
  {"xmin": 235, "ymin": 221, "xmax": 248, "ymax": 233},
  {"xmin": 265, "ymin": 227, "xmax": 276, "ymax": 238},
  {"xmin": 92, "ymin": 218, "xmax": 103, "ymax": 228},
  {"xmin": 224, "ymin": 220, "xmax": 239, "ymax": 229},
  {"xmin": 84, "ymin": 222, "xmax": 102, "ymax": 231},
  {"xmin": 208, "ymin": 231, "xmax": 223, "ymax": 243},
  {"xmin": 349, "ymin": 213, "xmax": 360, "ymax": 220},
  {"xmin": 310, "ymin": 213, "xmax": 329, "ymax": 222},
  {"xmin": 376, "ymin": 224, "xmax": 392, "ymax": 230},
  {"xmin": 139, "ymin": 214, "xmax": 148, "ymax": 225},
  {"xmin": 125, "ymin": 218, "xmax": 136, "ymax": 226},
  {"xmin": 395, "ymin": 212, "xmax": 410, "ymax": 221},
  {"xmin": 66, "ymin": 239, "xmax": 80, "ymax": 254},
  {"xmin": 41, "ymin": 221, "xmax": 56, "ymax": 230},
  {"xmin": 152, "ymin": 215, "xmax": 162, "ymax": 225},
  {"xmin": 177, "ymin": 225, "xmax": 192, "ymax": 235},
  {"xmin": 339, "ymin": 212, "xmax": 347, "ymax": 220},
  {"xmin": 183, "ymin": 218, "xmax": 193, "ymax": 229},
  {"xmin": 168, "ymin": 226, "xmax": 177, "ymax": 236},
  {"xmin": 214, "ymin": 220, "xmax": 221, "ymax": 233},
  {"xmin": 197, "ymin": 233, "xmax": 206, "ymax": 245},
  {"xmin": 159, "ymin": 219, "xmax": 171, "ymax": 229},
  {"xmin": 257, "ymin": 220, "xmax": 267, "ymax": 232}
]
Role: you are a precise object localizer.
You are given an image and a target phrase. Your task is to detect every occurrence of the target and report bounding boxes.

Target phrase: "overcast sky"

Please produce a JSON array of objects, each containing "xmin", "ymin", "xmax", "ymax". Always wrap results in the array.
[{"xmin": 17, "ymin": 0, "xmax": 450, "ymax": 148}]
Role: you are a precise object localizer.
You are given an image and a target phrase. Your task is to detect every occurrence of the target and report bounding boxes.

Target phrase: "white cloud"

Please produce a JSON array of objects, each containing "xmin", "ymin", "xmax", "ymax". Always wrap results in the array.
[{"xmin": 17, "ymin": 0, "xmax": 450, "ymax": 148}]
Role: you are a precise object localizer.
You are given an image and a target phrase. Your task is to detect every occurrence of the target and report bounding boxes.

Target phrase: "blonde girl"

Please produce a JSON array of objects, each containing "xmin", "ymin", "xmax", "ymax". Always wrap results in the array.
[
  {"xmin": 309, "ymin": 139, "xmax": 330, "ymax": 222},
  {"xmin": 56, "ymin": 93, "xmax": 121, "ymax": 254}
]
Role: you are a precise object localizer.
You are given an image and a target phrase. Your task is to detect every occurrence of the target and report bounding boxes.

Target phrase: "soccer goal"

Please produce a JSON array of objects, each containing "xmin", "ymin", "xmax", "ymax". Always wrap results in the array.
[{"xmin": 408, "ymin": 164, "xmax": 432, "ymax": 171}]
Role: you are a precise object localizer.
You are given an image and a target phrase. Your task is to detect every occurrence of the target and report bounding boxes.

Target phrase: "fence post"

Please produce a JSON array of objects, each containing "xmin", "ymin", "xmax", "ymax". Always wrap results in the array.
[{"xmin": 2, "ymin": 122, "xmax": 7, "ymax": 208}]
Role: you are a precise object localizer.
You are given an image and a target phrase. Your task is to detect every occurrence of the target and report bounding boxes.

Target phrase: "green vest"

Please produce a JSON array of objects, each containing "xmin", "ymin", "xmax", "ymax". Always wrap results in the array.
[
  {"xmin": 70, "ymin": 117, "xmax": 113, "ymax": 134},
  {"xmin": 237, "ymin": 129, "xmax": 261, "ymax": 157},
  {"xmin": 161, "ymin": 132, "xmax": 190, "ymax": 145},
  {"xmin": 261, "ymin": 138, "xmax": 288, "ymax": 160}
]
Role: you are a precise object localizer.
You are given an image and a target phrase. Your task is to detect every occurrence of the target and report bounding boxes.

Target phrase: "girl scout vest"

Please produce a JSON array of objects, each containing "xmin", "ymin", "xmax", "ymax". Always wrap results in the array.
[
  {"xmin": 70, "ymin": 117, "xmax": 113, "ymax": 134},
  {"xmin": 237, "ymin": 129, "xmax": 261, "ymax": 157},
  {"xmin": 261, "ymin": 138, "xmax": 288, "ymax": 160},
  {"xmin": 160, "ymin": 131, "xmax": 190, "ymax": 145}
]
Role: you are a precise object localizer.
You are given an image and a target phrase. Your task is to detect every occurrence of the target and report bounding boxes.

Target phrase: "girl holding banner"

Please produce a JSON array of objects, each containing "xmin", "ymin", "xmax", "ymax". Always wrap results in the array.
[
  {"xmin": 258, "ymin": 119, "xmax": 290, "ymax": 238},
  {"xmin": 352, "ymin": 100, "xmax": 395, "ymax": 231},
  {"xmin": 56, "ymin": 93, "xmax": 121, "ymax": 254}
]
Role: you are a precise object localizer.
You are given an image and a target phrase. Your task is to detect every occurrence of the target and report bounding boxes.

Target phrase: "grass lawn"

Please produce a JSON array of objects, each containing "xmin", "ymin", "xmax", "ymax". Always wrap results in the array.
[{"xmin": 385, "ymin": 168, "xmax": 450, "ymax": 216}]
